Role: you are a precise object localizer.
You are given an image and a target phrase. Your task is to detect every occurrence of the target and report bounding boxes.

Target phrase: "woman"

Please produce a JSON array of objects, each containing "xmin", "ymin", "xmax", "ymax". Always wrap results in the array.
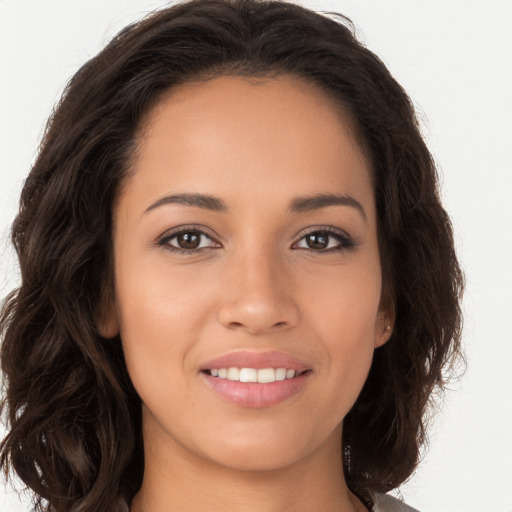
[{"xmin": 0, "ymin": 0, "xmax": 463, "ymax": 511}]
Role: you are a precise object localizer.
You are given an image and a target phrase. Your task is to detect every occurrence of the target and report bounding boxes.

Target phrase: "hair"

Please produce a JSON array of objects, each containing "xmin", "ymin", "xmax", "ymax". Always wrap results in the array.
[{"xmin": 0, "ymin": 0, "xmax": 464, "ymax": 510}]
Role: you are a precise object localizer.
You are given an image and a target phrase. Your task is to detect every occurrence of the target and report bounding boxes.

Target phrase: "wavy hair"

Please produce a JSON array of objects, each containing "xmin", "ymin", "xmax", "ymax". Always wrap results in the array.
[{"xmin": 0, "ymin": 0, "xmax": 464, "ymax": 510}]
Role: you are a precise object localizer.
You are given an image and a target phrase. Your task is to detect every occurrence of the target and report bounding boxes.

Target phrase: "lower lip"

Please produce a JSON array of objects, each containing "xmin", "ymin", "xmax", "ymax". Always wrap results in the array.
[{"xmin": 200, "ymin": 371, "xmax": 312, "ymax": 408}]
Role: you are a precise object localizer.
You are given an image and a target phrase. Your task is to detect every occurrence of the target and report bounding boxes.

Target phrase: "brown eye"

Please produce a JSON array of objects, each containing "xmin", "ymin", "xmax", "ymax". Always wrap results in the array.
[
  {"xmin": 294, "ymin": 228, "xmax": 355, "ymax": 253},
  {"xmin": 175, "ymin": 231, "xmax": 202, "ymax": 250},
  {"xmin": 158, "ymin": 227, "xmax": 219, "ymax": 253},
  {"xmin": 305, "ymin": 232, "xmax": 329, "ymax": 250}
]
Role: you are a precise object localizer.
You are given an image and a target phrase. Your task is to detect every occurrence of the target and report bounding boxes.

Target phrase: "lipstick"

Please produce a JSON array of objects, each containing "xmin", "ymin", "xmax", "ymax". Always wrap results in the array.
[{"xmin": 199, "ymin": 350, "xmax": 312, "ymax": 408}]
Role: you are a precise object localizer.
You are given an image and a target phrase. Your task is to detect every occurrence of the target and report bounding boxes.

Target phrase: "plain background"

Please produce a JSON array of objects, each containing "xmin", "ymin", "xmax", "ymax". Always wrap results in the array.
[{"xmin": 1, "ymin": 1, "xmax": 511, "ymax": 511}]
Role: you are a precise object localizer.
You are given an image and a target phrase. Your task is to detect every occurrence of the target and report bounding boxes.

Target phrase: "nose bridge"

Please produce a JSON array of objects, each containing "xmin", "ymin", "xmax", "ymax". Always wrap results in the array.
[
  {"xmin": 237, "ymin": 245, "xmax": 281, "ymax": 297},
  {"xmin": 218, "ymin": 240, "xmax": 299, "ymax": 334}
]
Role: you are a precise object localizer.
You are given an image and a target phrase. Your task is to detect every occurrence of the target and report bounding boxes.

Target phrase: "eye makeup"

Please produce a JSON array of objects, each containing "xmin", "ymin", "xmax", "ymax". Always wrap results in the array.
[{"xmin": 155, "ymin": 224, "xmax": 359, "ymax": 255}]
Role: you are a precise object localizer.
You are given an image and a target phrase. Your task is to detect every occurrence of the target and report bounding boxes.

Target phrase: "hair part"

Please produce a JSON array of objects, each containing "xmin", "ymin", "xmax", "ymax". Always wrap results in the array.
[{"xmin": 1, "ymin": 1, "xmax": 463, "ymax": 510}]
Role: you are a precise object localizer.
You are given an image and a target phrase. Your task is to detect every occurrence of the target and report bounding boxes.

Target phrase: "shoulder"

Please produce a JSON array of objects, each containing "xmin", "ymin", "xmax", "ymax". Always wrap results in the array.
[{"xmin": 371, "ymin": 492, "xmax": 420, "ymax": 512}]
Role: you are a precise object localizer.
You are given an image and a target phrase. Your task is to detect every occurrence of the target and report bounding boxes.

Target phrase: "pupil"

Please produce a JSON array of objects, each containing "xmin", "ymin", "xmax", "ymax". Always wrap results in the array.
[
  {"xmin": 179, "ymin": 232, "xmax": 200, "ymax": 249},
  {"xmin": 307, "ymin": 233, "xmax": 328, "ymax": 249}
]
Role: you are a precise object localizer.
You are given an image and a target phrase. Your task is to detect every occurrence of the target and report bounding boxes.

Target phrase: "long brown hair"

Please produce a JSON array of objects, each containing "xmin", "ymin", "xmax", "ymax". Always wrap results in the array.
[{"xmin": 1, "ymin": 1, "xmax": 464, "ymax": 510}]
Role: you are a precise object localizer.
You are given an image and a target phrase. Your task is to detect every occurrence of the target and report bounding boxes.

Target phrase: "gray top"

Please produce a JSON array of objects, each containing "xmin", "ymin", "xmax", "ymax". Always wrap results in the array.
[{"xmin": 373, "ymin": 493, "xmax": 420, "ymax": 512}]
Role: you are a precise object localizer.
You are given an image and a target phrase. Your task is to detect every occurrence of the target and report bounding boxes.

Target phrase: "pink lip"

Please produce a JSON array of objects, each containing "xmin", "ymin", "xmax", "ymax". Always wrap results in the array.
[
  {"xmin": 200, "ymin": 350, "xmax": 311, "ymax": 372},
  {"xmin": 199, "ymin": 350, "xmax": 312, "ymax": 408}
]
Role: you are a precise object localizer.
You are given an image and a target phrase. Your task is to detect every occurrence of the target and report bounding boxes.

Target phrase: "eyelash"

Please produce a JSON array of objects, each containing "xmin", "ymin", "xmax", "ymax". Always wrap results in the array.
[{"xmin": 156, "ymin": 225, "xmax": 357, "ymax": 255}]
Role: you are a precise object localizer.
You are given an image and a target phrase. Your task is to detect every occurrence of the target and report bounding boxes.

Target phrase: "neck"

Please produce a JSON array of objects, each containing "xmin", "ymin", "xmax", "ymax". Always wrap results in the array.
[{"xmin": 130, "ymin": 412, "xmax": 364, "ymax": 512}]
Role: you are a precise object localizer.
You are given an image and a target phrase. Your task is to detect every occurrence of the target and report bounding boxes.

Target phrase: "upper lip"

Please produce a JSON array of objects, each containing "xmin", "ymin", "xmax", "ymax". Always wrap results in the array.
[{"xmin": 200, "ymin": 350, "xmax": 311, "ymax": 373}]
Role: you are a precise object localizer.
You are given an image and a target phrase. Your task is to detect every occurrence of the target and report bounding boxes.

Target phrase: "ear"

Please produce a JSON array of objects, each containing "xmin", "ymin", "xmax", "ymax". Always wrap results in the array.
[
  {"xmin": 96, "ymin": 291, "xmax": 119, "ymax": 339},
  {"xmin": 374, "ymin": 303, "xmax": 395, "ymax": 349}
]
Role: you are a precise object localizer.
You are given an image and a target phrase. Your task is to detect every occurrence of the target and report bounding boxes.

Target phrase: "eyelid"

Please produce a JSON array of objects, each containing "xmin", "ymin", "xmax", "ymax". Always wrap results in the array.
[
  {"xmin": 156, "ymin": 225, "xmax": 221, "ymax": 252},
  {"xmin": 156, "ymin": 224, "xmax": 357, "ymax": 254},
  {"xmin": 292, "ymin": 225, "xmax": 356, "ymax": 252},
  {"xmin": 293, "ymin": 225, "xmax": 351, "ymax": 242}
]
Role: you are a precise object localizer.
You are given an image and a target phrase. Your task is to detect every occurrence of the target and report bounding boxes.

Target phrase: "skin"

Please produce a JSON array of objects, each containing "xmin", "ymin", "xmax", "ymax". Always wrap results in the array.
[{"xmin": 101, "ymin": 75, "xmax": 393, "ymax": 512}]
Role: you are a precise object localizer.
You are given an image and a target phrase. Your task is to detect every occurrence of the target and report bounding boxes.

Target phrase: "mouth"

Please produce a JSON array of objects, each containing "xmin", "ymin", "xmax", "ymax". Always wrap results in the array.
[
  {"xmin": 201, "ymin": 367, "xmax": 312, "ymax": 383},
  {"xmin": 199, "ymin": 351, "xmax": 313, "ymax": 408}
]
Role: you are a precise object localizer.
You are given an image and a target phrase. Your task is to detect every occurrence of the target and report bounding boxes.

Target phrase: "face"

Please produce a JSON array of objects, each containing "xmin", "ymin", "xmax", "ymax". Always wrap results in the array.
[{"xmin": 103, "ymin": 75, "xmax": 392, "ymax": 472}]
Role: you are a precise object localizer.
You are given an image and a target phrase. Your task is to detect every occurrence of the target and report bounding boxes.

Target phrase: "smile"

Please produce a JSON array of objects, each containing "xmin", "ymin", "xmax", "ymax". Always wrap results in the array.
[
  {"xmin": 205, "ymin": 367, "xmax": 302, "ymax": 383},
  {"xmin": 199, "ymin": 350, "xmax": 313, "ymax": 407}
]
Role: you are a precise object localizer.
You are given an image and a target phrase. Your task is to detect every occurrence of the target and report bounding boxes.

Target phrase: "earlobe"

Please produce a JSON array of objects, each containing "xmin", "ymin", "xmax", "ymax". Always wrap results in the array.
[
  {"xmin": 96, "ymin": 298, "xmax": 120, "ymax": 339},
  {"xmin": 375, "ymin": 324, "xmax": 393, "ymax": 348},
  {"xmin": 374, "ymin": 303, "xmax": 395, "ymax": 348},
  {"xmin": 97, "ymin": 313, "xmax": 120, "ymax": 339}
]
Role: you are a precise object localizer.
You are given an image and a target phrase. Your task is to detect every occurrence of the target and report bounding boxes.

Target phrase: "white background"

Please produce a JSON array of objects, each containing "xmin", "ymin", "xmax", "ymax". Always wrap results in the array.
[{"xmin": 1, "ymin": 1, "xmax": 511, "ymax": 511}]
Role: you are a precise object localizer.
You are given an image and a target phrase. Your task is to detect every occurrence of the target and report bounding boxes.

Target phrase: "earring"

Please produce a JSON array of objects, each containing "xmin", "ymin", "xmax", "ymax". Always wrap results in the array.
[{"xmin": 380, "ymin": 325, "xmax": 392, "ymax": 343}]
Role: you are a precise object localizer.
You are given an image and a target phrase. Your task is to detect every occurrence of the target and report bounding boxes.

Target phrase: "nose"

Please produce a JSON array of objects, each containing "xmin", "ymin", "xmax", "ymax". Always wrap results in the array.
[{"xmin": 217, "ymin": 247, "xmax": 300, "ymax": 335}]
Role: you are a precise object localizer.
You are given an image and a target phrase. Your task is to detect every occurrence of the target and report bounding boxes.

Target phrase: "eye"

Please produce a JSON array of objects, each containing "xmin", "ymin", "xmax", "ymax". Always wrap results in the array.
[
  {"xmin": 156, "ymin": 225, "xmax": 356, "ymax": 255},
  {"xmin": 293, "ymin": 227, "xmax": 356, "ymax": 253},
  {"xmin": 157, "ymin": 226, "xmax": 220, "ymax": 254}
]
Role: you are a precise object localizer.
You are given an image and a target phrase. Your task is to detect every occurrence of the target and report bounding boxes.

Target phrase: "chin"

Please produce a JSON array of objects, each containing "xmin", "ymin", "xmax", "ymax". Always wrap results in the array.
[
  {"xmin": 198, "ymin": 426, "xmax": 322, "ymax": 473},
  {"xmin": 206, "ymin": 446, "xmax": 305, "ymax": 473}
]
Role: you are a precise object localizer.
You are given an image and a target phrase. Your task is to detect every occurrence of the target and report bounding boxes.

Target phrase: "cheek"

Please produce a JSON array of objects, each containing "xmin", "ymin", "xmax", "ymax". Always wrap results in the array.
[
  {"xmin": 113, "ymin": 252, "xmax": 211, "ymax": 396},
  {"xmin": 302, "ymin": 263, "xmax": 381, "ymax": 396},
  {"xmin": 305, "ymin": 261, "xmax": 382, "ymax": 338},
  {"xmin": 115, "ymin": 242, "xmax": 210, "ymax": 332}
]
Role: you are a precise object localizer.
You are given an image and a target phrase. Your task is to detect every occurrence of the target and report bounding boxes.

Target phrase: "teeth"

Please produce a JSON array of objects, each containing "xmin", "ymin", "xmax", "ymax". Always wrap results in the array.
[
  {"xmin": 239, "ymin": 367, "xmax": 257, "ymax": 382},
  {"xmin": 208, "ymin": 367, "xmax": 298, "ymax": 383},
  {"xmin": 227, "ymin": 367, "xmax": 240, "ymax": 380},
  {"xmin": 258, "ymin": 368, "xmax": 277, "ymax": 383},
  {"xmin": 275, "ymin": 368, "xmax": 287, "ymax": 381}
]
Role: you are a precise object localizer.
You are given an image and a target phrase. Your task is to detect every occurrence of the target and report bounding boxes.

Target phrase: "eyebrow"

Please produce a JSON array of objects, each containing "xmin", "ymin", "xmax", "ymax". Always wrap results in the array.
[
  {"xmin": 289, "ymin": 193, "xmax": 367, "ymax": 221},
  {"xmin": 144, "ymin": 192, "xmax": 367, "ymax": 221},
  {"xmin": 144, "ymin": 193, "xmax": 227, "ymax": 214}
]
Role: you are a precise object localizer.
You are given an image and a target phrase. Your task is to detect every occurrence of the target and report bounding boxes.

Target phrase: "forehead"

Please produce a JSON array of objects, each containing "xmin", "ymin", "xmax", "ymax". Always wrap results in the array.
[{"xmin": 121, "ymin": 74, "xmax": 374, "ymax": 220}]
